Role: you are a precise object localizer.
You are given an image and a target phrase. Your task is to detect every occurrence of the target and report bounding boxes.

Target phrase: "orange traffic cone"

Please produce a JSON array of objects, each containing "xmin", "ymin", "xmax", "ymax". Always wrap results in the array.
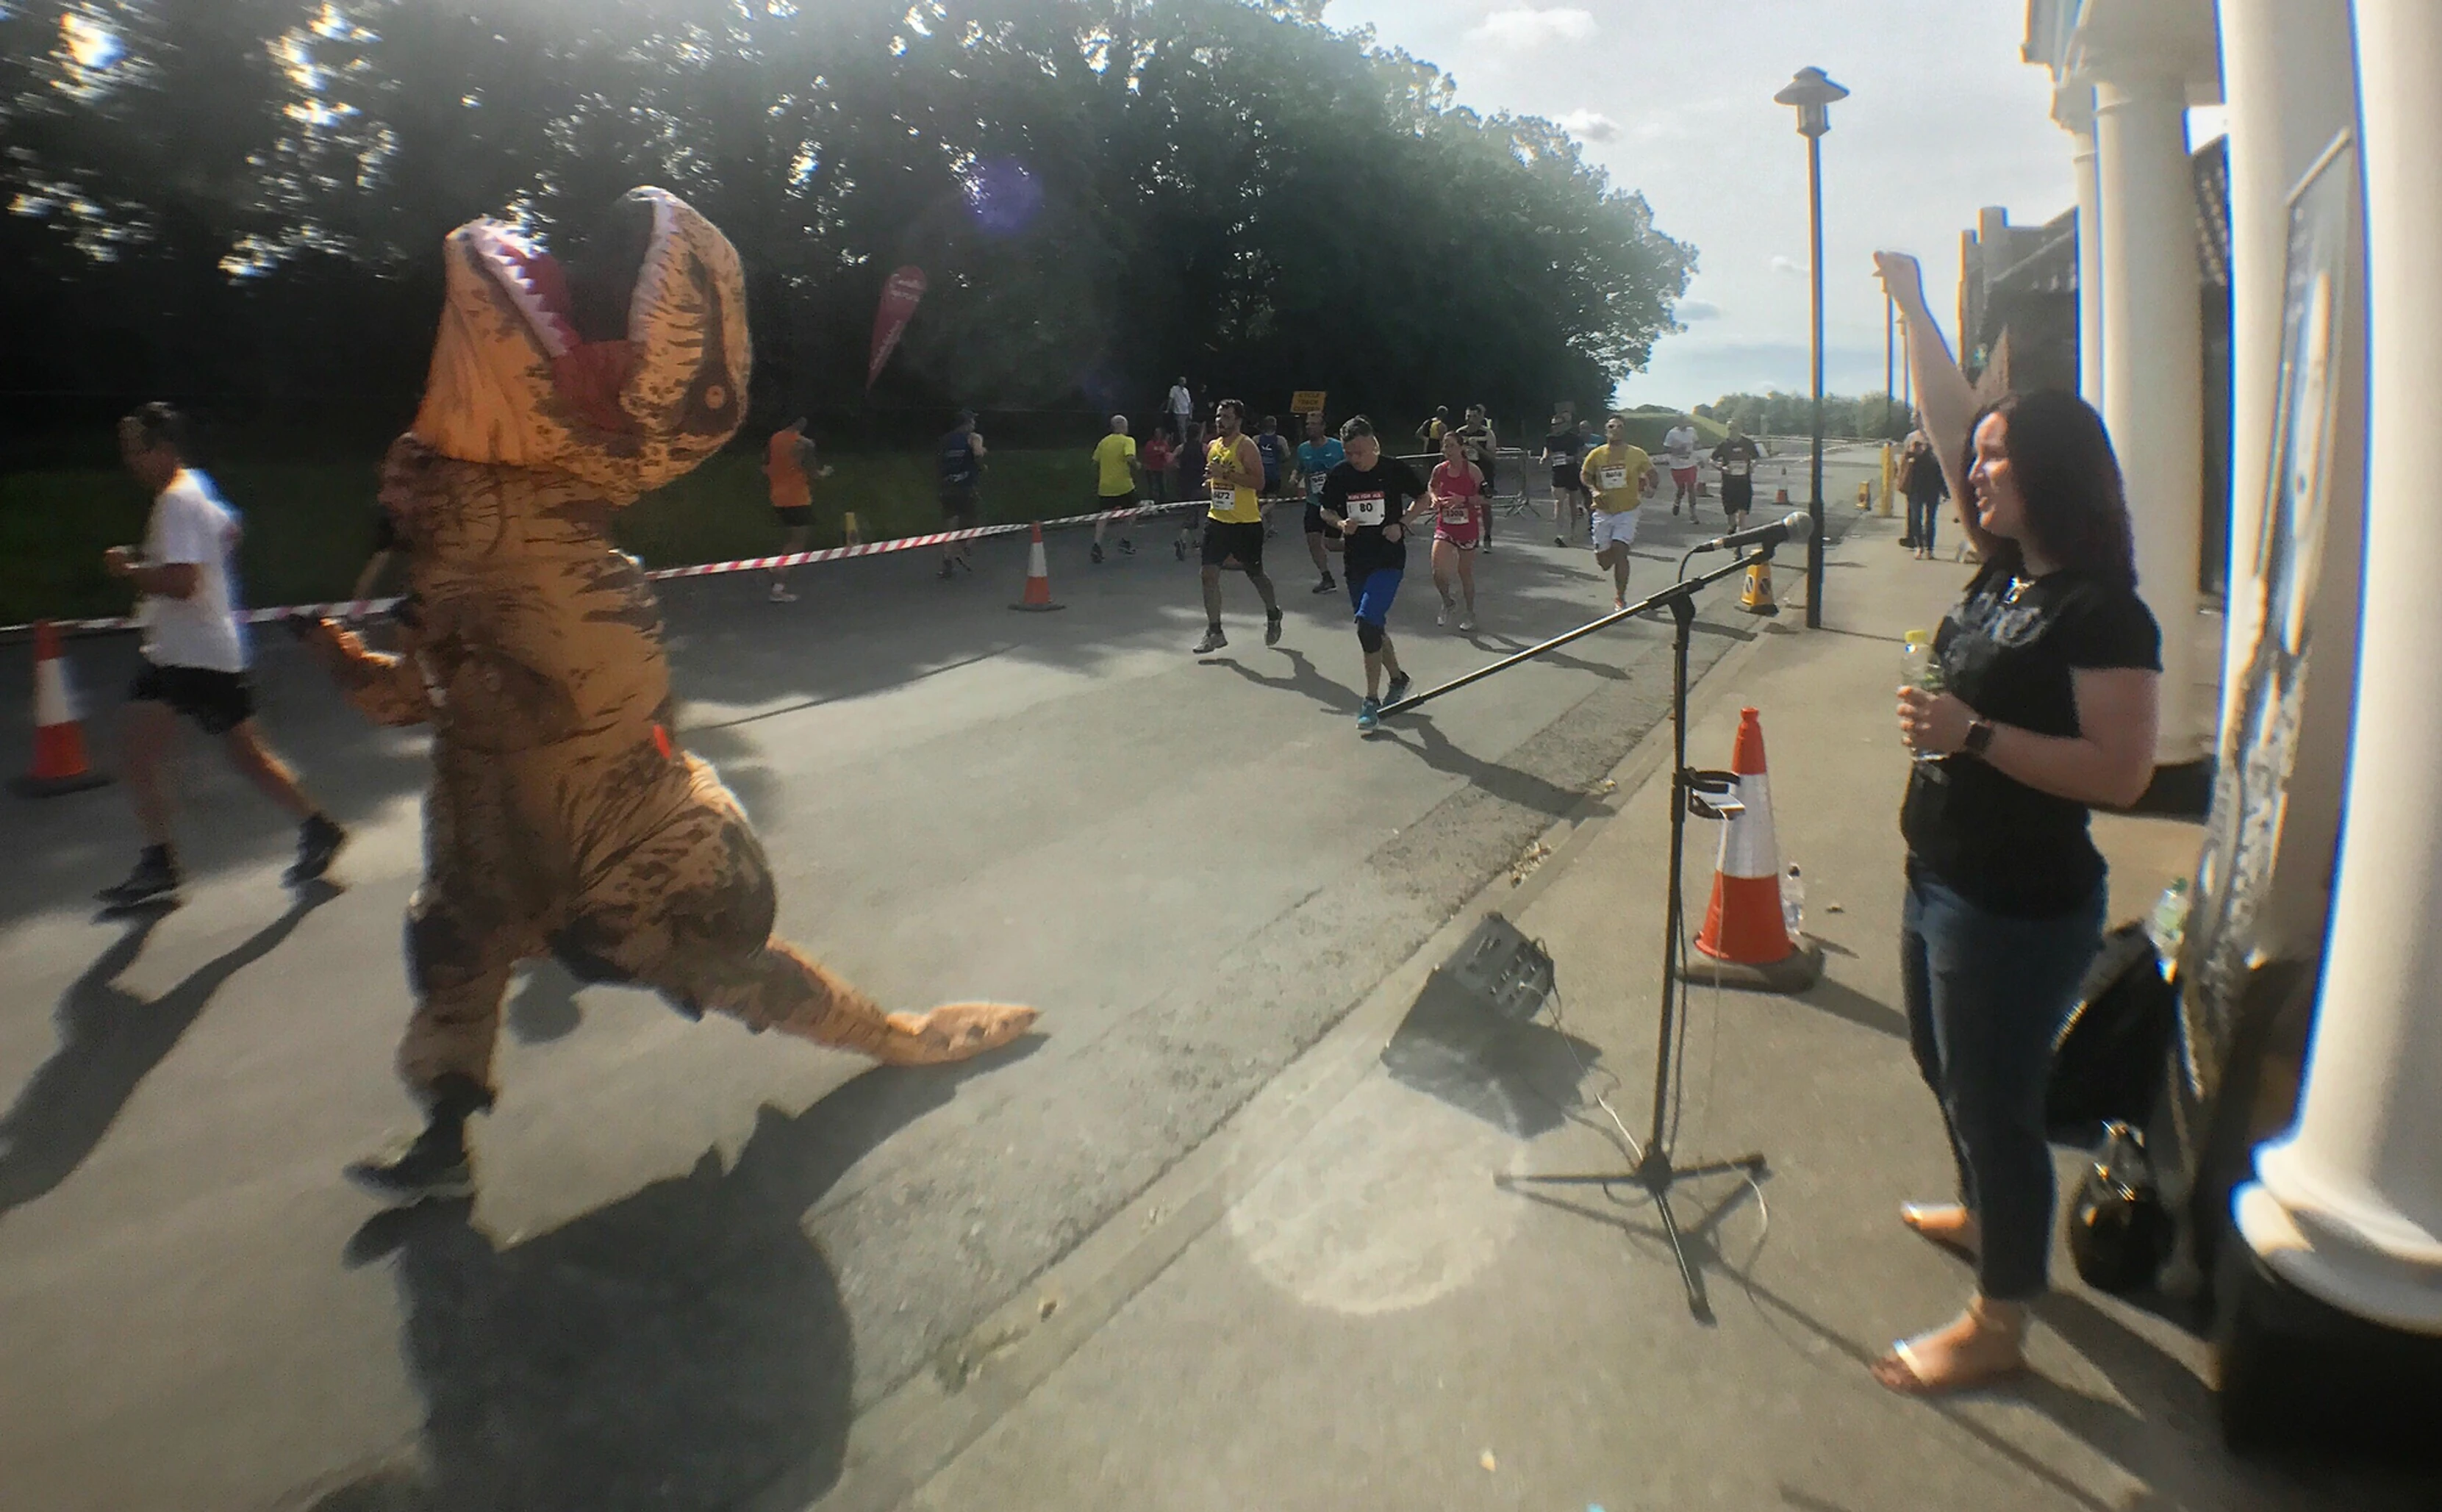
[
  {"xmin": 14, "ymin": 621, "xmax": 111, "ymax": 797},
  {"xmin": 1009, "ymin": 520, "xmax": 1064, "ymax": 612},
  {"xmin": 1687, "ymin": 707, "xmax": 1821, "ymax": 992}
]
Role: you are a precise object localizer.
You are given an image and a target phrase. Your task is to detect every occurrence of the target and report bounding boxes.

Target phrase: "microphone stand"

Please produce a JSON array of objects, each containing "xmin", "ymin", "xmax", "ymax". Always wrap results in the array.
[{"xmin": 1386, "ymin": 545, "xmax": 1774, "ymax": 1321}]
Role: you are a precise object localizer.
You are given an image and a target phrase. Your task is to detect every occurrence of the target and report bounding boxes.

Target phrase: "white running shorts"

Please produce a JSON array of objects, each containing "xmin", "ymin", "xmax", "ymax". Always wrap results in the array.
[{"xmin": 1591, "ymin": 507, "xmax": 1641, "ymax": 552}]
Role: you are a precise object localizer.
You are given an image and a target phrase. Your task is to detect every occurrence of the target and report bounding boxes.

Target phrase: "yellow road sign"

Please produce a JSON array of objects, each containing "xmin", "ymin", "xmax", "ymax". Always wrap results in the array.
[{"xmin": 1291, "ymin": 390, "xmax": 1327, "ymax": 416}]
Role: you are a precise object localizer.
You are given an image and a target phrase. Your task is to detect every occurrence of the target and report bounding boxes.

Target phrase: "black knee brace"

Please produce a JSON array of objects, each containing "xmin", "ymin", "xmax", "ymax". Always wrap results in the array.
[{"xmin": 1356, "ymin": 619, "xmax": 1386, "ymax": 654}]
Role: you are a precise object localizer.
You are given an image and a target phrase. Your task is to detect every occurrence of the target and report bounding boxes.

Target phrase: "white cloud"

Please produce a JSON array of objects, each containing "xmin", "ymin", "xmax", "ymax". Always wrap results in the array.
[
  {"xmin": 1677, "ymin": 298, "xmax": 1722, "ymax": 320},
  {"xmin": 1769, "ymin": 255, "xmax": 1804, "ymax": 278},
  {"xmin": 1467, "ymin": 7, "xmax": 1597, "ymax": 50},
  {"xmin": 1557, "ymin": 109, "xmax": 1619, "ymax": 143}
]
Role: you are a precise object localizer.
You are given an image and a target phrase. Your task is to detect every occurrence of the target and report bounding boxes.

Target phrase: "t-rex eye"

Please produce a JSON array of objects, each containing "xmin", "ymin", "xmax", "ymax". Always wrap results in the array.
[{"xmin": 703, "ymin": 384, "xmax": 727, "ymax": 409}]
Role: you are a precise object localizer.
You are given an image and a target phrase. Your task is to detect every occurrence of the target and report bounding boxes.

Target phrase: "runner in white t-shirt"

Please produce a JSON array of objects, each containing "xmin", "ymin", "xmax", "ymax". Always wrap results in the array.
[
  {"xmin": 1663, "ymin": 417, "xmax": 1702, "ymax": 517},
  {"xmin": 96, "ymin": 404, "xmax": 346, "ymax": 908}
]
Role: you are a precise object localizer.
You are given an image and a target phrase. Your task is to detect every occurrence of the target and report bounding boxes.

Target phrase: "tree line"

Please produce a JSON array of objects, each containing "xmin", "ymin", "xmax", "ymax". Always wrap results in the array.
[
  {"xmin": 1694, "ymin": 390, "xmax": 1913, "ymax": 443},
  {"xmin": 1, "ymin": 0, "xmax": 1694, "ymax": 462}
]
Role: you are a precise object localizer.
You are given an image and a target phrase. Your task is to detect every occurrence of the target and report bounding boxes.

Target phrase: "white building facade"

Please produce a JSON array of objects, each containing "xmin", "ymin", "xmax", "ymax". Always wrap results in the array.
[{"xmin": 2024, "ymin": 0, "xmax": 2440, "ymax": 1429}]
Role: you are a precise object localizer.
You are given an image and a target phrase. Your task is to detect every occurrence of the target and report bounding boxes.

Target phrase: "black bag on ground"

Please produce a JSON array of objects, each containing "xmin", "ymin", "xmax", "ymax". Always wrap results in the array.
[{"xmin": 2047, "ymin": 922, "xmax": 2177, "ymax": 1145}]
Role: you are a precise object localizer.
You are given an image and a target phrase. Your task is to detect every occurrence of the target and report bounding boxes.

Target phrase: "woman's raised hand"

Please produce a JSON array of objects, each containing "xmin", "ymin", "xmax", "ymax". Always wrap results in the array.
[{"xmin": 1874, "ymin": 251, "xmax": 1927, "ymax": 314}]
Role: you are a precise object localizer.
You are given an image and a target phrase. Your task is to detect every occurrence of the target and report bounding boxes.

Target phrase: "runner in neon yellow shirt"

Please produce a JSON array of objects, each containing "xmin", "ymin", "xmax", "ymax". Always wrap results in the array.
[
  {"xmin": 1192, "ymin": 399, "xmax": 1283, "ymax": 653},
  {"xmin": 1580, "ymin": 414, "xmax": 1657, "ymax": 610}
]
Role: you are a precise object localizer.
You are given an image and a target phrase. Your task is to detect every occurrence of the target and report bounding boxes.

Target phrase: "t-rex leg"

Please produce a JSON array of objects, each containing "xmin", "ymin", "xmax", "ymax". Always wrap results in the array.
[
  {"xmin": 398, "ymin": 886, "xmax": 524, "ymax": 1104},
  {"xmin": 554, "ymin": 754, "xmax": 1034, "ymax": 1066}
]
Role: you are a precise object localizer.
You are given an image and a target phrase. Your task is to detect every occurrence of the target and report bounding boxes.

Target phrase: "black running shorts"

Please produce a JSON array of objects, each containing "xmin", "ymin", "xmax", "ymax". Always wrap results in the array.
[
  {"xmin": 1201, "ymin": 520, "xmax": 1265, "ymax": 571},
  {"xmin": 129, "ymin": 661, "xmax": 254, "ymax": 737}
]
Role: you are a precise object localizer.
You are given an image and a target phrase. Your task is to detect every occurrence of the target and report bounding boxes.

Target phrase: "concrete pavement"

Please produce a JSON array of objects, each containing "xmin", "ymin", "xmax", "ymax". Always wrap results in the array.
[
  {"xmin": 0, "ymin": 463, "xmax": 1883, "ymax": 1512},
  {"xmin": 870, "ymin": 506, "xmax": 2441, "ymax": 1512}
]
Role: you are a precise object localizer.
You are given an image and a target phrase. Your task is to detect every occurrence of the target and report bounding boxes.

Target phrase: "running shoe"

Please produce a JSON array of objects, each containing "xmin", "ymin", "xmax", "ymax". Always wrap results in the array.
[
  {"xmin": 1436, "ymin": 605, "xmax": 1447, "ymax": 627},
  {"xmin": 1312, "ymin": 574, "xmax": 1336, "ymax": 594},
  {"xmin": 1264, "ymin": 611, "xmax": 1283, "ymax": 647},
  {"xmin": 1458, "ymin": 615, "xmax": 1475, "ymax": 633},
  {"xmin": 1193, "ymin": 628, "xmax": 1228, "ymax": 654},
  {"xmin": 939, "ymin": 560, "xmax": 956, "ymax": 579},
  {"xmin": 1555, "ymin": 534, "xmax": 1569, "ymax": 547},
  {"xmin": 96, "ymin": 851, "xmax": 181, "ymax": 909},
  {"xmin": 1175, "ymin": 537, "xmax": 1188, "ymax": 561},
  {"xmin": 1385, "ymin": 672, "xmax": 1412, "ymax": 704},
  {"xmin": 1091, "ymin": 542, "xmax": 1105, "ymax": 565},
  {"xmin": 287, "ymin": 814, "xmax": 348, "ymax": 886},
  {"xmin": 768, "ymin": 581, "xmax": 796, "ymax": 602},
  {"xmin": 1356, "ymin": 696, "xmax": 1381, "ymax": 732},
  {"xmin": 1120, "ymin": 539, "xmax": 1136, "ymax": 556},
  {"xmin": 345, "ymin": 1125, "xmax": 476, "ymax": 1204},
  {"xmin": 1614, "ymin": 595, "xmax": 1628, "ymax": 612}
]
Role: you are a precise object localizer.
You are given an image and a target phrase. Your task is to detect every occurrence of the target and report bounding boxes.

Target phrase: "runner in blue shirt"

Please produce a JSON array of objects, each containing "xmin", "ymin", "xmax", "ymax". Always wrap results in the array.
[{"xmin": 1293, "ymin": 411, "xmax": 1346, "ymax": 593}]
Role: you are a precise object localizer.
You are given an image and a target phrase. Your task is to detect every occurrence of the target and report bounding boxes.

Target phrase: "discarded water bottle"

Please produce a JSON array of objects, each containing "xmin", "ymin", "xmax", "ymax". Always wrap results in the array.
[
  {"xmin": 1902, "ymin": 630, "xmax": 1947, "ymax": 764},
  {"xmin": 1782, "ymin": 864, "xmax": 1805, "ymax": 944}
]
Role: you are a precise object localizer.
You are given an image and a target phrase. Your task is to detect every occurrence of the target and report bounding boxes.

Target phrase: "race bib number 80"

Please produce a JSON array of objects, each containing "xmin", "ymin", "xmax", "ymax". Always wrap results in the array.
[{"xmin": 1345, "ymin": 490, "xmax": 1387, "ymax": 526}]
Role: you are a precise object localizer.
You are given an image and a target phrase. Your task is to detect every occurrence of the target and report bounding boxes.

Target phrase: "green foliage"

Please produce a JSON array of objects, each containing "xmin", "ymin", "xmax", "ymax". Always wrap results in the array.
[
  {"xmin": 0, "ymin": 450, "xmax": 1148, "ymax": 622},
  {"xmin": 1702, "ymin": 390, "xmax": 1913, "ymax": 442},
  {"xmin": 3, "ymin": 0, "xmax": 1691, "ymax": 448}
]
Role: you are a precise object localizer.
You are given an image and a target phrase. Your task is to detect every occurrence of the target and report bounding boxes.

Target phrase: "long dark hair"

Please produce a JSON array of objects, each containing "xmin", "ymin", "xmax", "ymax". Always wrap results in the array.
[{"xmin": 1960, "ymin": 390, "xmax": 2137, "ymax": 585}]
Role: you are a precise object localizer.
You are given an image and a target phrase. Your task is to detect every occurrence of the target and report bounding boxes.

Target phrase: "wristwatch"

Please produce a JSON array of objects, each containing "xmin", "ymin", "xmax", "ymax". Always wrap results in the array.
[{"xmin": 1963, "ymin": 718, "xmax": 1998, "ymax": 759}]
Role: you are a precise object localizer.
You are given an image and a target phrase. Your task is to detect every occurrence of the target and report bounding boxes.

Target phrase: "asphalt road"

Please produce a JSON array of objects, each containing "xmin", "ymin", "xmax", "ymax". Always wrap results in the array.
[{"xmin": 0, "ymin": 459, "xmax": 1881, "ymax": 1512}]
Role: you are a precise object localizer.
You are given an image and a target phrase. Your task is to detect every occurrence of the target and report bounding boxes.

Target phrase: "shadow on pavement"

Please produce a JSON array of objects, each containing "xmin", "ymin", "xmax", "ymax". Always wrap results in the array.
[
  {"xmin": 307, "ymin": 1040, "xmax": 1040, "ymax": 1512},
  {"xmin": 0, "ymin": 884, "xmax": 335, "ymax": 1217},
  {"xmin": 1375, "ymin": 712, "xmax": 1591, "ymax": 821},
  {"xmin": 1379, "ymin": 970, "xmax": 1602, "ymax": 1139}
]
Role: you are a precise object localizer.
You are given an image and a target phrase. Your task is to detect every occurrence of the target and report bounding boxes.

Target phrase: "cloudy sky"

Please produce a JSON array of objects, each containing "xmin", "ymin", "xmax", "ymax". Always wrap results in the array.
[{"xmin": 1319, "ymin": 0, "xmax": 2088, "ymax": 409}]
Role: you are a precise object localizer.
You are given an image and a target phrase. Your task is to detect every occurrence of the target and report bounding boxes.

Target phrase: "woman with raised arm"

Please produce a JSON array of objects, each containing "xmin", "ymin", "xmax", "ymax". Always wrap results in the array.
[{"xmin": 1869, "ymin": 251, "xmax": 2163, "ymax": 1395}]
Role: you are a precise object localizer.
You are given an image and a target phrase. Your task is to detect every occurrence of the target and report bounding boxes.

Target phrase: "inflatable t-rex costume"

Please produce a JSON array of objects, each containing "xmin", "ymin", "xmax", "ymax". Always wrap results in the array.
[{"xmin": 307, "ymin": 188, "xmax": 1033, "ymax": 1200}]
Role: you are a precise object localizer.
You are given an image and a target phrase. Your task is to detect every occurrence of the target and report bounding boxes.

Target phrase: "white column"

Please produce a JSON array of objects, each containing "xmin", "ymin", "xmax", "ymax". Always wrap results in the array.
[
  {"xmin": 2235, "ymin": 0, "xmax": 2442, "ymax": 1335},
  {"xmin": 2215, "ymin": 0, "xmax": 2357, "ymax": 735},
  {"xmin": 2093, "ymin": 71, "xmax": 2206, "ymax": 765},
  {"xmin": 2065, "ymin": 92, "xmax": 2106, "ymax": 407}
]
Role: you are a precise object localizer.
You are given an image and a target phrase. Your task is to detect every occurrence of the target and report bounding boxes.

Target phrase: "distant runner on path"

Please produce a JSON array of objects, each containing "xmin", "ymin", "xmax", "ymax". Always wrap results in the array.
[
  {"xmin": 1319, "ymin": 417, "xmax": 1428, "ymax": 732},
  {"xmin": 1664, "ymin": 415, "xmax": 1702, "ymax": 518},
  {"xmin": 1581, "ymin": 413, "xmax": 1657, "ymax": 612},
  {"xmin": 1295, "ymin": 410, "xmax": 1346, "ymax": 594},
  {"xmin": 1089, "ymin": 413, "xmax": 1140, "ymax": 564},
  {"xmin": 1191, "ymin": 400, "xmax": 1283, "ymax": 654},
  {"xmin": 937, "ymin": 410, "xmax": 987, "ymax": 579},
  {"xmin": 762, "ymin": 417, "xmax": 830, "ymax": 602}
]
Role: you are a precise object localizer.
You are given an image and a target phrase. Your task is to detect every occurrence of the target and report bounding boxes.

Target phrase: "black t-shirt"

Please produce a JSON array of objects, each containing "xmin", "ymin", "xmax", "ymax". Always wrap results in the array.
[
  {"xmin": 1321, "ymin": 457, "xmax": 1428, "ymax": 577},
  {"xmin": 1711, "ymin": 436, "xmax": 1762, "ymax": 477},
  {"xmin": 939, "ymin": 430, "xmax": 981, "ymax": 488},
  {"xmin": 1902, "ymin": 561, "xmax": 2163, "ymax": 916},
  {"xmin": 1544, "ymin": 429, "xmax": 1583, "ymax": 471}
]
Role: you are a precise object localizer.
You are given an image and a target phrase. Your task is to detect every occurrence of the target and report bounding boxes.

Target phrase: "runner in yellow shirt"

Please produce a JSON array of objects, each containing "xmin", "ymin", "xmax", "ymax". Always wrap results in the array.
[
  {"xmin": 1580, "ymin": 414, "xmax": 1658, "ymax": 611},
  {"xmin": 1089, "ymin": 414, "xmax": 1139, "ymax": 563},
  {"xmin": 1192, "ymin": 398, "xmax": 1283, "ymax": 653}
]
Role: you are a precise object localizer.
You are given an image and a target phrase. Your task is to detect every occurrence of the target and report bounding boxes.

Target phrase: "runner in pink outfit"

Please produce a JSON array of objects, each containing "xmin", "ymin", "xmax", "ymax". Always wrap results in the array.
[{"xmin": 1428, "ymin": 431, "xmax": 1487, "ymax": 631}]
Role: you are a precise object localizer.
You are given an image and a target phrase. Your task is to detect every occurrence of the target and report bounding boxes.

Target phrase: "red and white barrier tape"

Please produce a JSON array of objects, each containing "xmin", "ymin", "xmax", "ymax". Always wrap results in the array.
[{"xmin": 3, "ymin": 493, "xmax": 1278, "ymax": 639}]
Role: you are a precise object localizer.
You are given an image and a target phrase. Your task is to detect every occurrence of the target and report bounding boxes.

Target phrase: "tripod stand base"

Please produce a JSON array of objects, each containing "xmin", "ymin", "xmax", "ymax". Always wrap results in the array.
[{"xmin": 1497, "ymin": 1148, "xmax": 1768, "ymax": 1322}]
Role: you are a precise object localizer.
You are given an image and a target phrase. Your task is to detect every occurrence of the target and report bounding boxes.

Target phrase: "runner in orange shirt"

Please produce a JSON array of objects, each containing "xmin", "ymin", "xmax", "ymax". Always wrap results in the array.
[{"xmin": 762, "ymin": 417, "xmax": 829, "ymax": 602}]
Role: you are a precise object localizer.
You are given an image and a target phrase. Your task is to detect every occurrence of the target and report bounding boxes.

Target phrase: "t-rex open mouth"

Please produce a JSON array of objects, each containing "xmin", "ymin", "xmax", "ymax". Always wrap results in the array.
[{"xmin": 465, "ymin": 209, "xmax": 669, "ymax": 433}]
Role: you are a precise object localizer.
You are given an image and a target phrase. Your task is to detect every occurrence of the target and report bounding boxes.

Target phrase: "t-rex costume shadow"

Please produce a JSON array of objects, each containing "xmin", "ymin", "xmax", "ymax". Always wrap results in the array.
[{"xmin": 304, "ymin": 188, "xmax": 1033, "ymax": 1199}]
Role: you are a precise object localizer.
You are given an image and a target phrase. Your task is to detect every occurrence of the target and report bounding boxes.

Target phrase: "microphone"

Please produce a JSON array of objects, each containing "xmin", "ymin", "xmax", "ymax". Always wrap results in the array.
[{"xmin": 1690, "ymin": 509, "xmax": 1813, "ymax": 555}]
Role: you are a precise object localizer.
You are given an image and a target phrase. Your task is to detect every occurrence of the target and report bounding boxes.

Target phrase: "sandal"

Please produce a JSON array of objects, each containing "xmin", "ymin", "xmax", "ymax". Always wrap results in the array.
[
  {"xmin": 1899, "ymin": 1201, "xmax": 1982, "ymax": 1261},
  {"xmin": 1870, "ymin": 1302, "xmax": 2027, "ymax": 1397}
]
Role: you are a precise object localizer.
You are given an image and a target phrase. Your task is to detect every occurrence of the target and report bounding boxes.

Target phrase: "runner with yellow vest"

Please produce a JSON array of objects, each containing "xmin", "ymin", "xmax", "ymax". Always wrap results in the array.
[{"xmin": 1192, "ymin": 398, "xmax": 1284, "ymax": 654}]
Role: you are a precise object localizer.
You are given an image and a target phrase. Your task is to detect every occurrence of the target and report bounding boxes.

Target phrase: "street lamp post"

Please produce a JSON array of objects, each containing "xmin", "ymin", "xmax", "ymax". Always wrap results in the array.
[{"xmin": 1775, "ymin": 65, "xmax": 1847, "ymax": 629}]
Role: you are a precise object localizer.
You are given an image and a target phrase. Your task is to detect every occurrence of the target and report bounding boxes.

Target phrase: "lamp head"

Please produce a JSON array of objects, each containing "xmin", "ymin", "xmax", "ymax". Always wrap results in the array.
[{"xmin": 1775, "ymin": 66, "xmax": 1849, "ymax": 138}]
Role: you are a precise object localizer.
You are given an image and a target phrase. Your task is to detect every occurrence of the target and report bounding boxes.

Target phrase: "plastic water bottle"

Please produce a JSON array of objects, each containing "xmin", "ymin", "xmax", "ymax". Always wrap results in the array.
[
  {"xmin": 2148, "ymin": 878, "xmax": 2192, "ymax": 981},
  {"xmin": 1781, "ymin": 865, "xmax": 1805, "ymax": 944},
  {"xmin": 1902, "ymin": 630, "xmax": 1946, "ymax": 764}
]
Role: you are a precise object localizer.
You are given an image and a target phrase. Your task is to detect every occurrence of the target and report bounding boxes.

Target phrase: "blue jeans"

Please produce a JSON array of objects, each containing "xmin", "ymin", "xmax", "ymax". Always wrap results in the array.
[
  {"xmin": 1907, "ymin": 494, "xmax": 1940, "ymax": 550},
  {"xmin": 1899, "ymin": 864, "xmax": 2105, "ymax": 1301}
]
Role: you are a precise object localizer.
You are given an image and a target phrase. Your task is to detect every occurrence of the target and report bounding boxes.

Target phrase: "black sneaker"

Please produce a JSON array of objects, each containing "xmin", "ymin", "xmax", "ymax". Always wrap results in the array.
[
  {"xmin": 1193, "ymin": 628, "xmax": 1228, "ymax": 654},
  {"xmin": 1312, "ymin": 574, "xmax": 1336, "ymax": 594},
  {"xmin": 938, "ymin": 559, "xmax": 956, "ymax": 579},
  {"xmin": 1120, "ymin": 539, "xmax": 1136, "ymax": 556},
  {"xmin": 1091, "ymin": 542, "xmax": 1106, "ymax": 565},
  {"xmin": 287, "ymin": 814, "xmax": 347, "ymax": 886},
  {"xmin": 345, "ymin": 1122, "xmax": 475, "ymax": 1204},
  {"xmin": 1555, "ymin": 534, "xmax": 1569, "ymax": 547},
  {"xmin": 97, "ymin": 851, "xmax": 181, "ymax": 909},
  {"xmin": 1175, "ymin": 537, "xmax": 1188, "ymax": 562},
  {"xmin": 1264, "ymin": 612, "xmax": 1283, "ymax": 647},
  {"xmin": 1385, "ymin": 672, "xmax": 1412, "ymax": 705}
]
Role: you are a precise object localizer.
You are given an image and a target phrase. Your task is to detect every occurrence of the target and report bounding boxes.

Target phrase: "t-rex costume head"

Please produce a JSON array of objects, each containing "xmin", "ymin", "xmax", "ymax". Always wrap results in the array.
[{"xmin": 309, "ymin": 188, "xmax": 1033, "ymax": 1112}]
